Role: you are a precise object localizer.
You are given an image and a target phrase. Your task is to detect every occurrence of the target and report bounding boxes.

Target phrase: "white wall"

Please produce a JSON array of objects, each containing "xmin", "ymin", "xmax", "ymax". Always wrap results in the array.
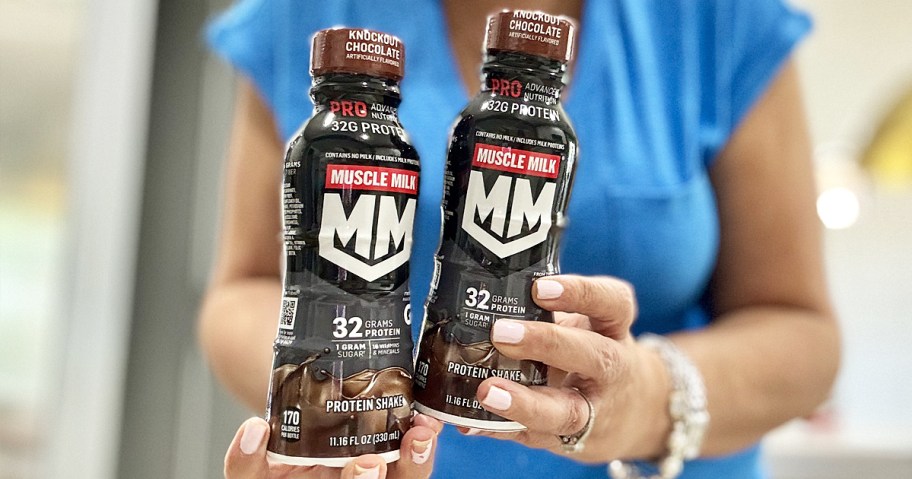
[
  {"xmin": 48, "ymin": 0, "xmax": 158, "ymax": 478},
  {"xmin": 768, "ymin": 1, "xmax": 912, "ymax": 477},
  {"xmin": 795, "ymin": 0, "xmax": 912, "ymax": 148}
]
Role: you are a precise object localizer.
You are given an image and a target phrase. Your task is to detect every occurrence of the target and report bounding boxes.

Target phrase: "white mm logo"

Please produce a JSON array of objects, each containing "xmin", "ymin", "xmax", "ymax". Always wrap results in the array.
[
  {"xmin": 319, "ymin": 193, "xmax": 416, "ymax": 281},
  {"xmin": 461, "ymin": 170, "xmax": 555, "ymax": 258}
]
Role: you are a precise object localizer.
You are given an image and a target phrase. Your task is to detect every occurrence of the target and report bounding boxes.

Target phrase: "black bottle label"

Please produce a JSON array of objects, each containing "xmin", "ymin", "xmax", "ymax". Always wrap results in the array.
[{"xmin": 268, "ymin": 282, "xmax": 413, "ymax": 458}]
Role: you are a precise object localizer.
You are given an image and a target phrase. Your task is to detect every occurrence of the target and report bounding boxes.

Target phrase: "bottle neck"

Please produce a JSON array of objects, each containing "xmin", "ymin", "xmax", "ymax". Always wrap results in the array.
[
  {"xmin": 481, "ymin": 50, "xmax": 567, "ymax": 104},
  {"xmin": 310, "ymin": 74, "xmax": 402, "ymax": 113}
]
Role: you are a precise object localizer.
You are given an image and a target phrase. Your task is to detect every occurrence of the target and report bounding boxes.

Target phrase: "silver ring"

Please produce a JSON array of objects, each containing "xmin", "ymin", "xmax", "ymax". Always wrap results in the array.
[{"xmin": 557, "ymin": 387, "xmax": 595, "ymax": 453}]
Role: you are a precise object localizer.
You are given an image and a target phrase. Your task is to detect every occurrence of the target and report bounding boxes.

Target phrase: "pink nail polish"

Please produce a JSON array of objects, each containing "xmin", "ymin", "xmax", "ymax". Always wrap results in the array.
[
  {"xmin": 481, "ymin": 386, "xmax": 512, "ymax": 411},
  {"xmin": 535, "ymin": 279, "xmax": 564, "ymax": 299},
  {"xmin": 239, "ymin": 420, "xmax": 267, "ymax": 455},
  {"xmin": 491, "ymin": 320, "xmax": 524, "ymax": 344},
  {"xmin": 411, "ymin": 438, "xmax": 433, "ymax": 465}
]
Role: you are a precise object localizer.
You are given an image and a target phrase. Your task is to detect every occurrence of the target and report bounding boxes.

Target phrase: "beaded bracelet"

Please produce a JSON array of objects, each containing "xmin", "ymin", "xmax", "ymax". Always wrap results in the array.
[{"xmin": 608, "ymin": 334, "xmax": 709, "ymax": 479}]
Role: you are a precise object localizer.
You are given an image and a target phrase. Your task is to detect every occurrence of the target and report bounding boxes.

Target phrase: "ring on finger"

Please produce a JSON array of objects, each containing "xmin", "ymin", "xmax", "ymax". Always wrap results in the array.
[{"xmin": 557, "ymin": 387, "xmax": 595, "ymax": 454}]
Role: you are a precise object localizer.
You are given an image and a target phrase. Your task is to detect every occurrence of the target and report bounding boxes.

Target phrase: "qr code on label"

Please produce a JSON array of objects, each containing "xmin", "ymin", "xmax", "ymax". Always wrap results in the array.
[{"xmin": 279, "ymin": 297, "xmax": 298, "ymax": 330}]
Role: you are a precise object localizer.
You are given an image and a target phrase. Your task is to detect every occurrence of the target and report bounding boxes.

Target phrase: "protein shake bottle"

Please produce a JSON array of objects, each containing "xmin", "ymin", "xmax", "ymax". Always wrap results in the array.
[
  {"xmin": 413, "ymin": 10, "xmax": 578, "ymax": 430},
  {"xmin": 266, "ymin": 27, "xmax": 419, "ymax": 466}
]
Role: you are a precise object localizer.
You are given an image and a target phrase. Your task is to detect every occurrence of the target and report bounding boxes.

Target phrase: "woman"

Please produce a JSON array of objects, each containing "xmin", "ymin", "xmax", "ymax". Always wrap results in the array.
[{"xmin": 199, "ymin": 0, "xmax": 840, "ymax": 478}]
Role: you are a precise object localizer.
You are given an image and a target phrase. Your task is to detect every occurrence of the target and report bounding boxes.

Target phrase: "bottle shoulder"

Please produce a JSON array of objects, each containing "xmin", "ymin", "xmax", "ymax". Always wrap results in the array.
[
  {"xmin": 288, "ymin": 111, "xmax": 420, "ymax": 167},
  {"xmin": 452, "ymin": 94, "xmax": 578, "ymax": 146}
]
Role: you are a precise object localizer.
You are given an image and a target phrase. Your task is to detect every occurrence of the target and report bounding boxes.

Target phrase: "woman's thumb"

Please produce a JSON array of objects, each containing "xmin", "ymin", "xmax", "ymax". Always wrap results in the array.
[{"xmin": 224, "ymin": 417, "xmax": 271, "ymax": 478}]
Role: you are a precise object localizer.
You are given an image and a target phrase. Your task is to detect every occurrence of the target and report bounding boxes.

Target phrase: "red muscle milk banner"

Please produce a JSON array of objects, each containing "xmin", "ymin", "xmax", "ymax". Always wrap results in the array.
[
  {"xmin": 325, "ymin": 164, "xmax": 419, "ymax": 195},
  {"xmin": 471, "ymin": 143, "xmax": 561, "ymax": 179}
]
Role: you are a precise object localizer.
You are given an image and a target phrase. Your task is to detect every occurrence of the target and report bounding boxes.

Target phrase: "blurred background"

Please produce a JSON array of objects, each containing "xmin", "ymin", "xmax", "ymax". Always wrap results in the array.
[{"xmin": 0, "ymin": 0, "xmax": 910, "ymax": 477}]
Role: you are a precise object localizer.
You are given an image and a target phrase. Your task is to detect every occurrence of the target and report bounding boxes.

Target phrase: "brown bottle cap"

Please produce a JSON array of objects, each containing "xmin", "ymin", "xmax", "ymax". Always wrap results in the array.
[
  {"xmin": 311, "ymin": 28, "xmax": 405, "ymax": 80},
  {"xmin": 485, "ymin": 10, "xmax": 576, "ymax": 63}
]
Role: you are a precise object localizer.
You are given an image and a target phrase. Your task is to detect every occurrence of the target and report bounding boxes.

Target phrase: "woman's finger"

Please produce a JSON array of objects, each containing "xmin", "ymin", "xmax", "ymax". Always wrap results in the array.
[
  {"xmin": 387, "ymin": 416, "xmax": 441, "ymax": 478},
  {"xmin": 475, "ymin": 378, "xmax": 591, "ymax": 437},
  {"xmin": 340, "ymin": 455, "xmax": 388, "ymax": 479},
  {"xmin": 412, "ymin": 413, "xmax": 444, "ymax": 435},
  {"xmin": 490, "ymin": 318, "xmax": 628, "ymax": 383},
  {"xmin": 460, "ymin": 425, "xmax": 558, "ymax": 451},
  {"xmin": 533, "ymin": 275, "xmax": 636, "ymax": 340},
  {"xmin": 224, "ymin": 417, "xmax": 270, "ymax": 478},
  {"xmin": 554, "ymin": 312, "xmax": 592, "ymax": 330},
  {"xmin": 462, "ymin": 382, "xmax": 607, "ymax": 463}
]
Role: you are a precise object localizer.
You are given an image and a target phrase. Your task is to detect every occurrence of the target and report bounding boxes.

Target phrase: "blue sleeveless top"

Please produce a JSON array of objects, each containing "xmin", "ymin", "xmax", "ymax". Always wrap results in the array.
[{"xmin": 208, "ymin": 1, "xmax": 809, "ymax": 477}]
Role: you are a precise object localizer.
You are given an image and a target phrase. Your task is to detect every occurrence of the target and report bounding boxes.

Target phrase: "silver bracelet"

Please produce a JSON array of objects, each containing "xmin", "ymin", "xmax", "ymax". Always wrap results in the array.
[{"xmin": 608, "ymin": 334, "xmax": 709, "ymax": 479}]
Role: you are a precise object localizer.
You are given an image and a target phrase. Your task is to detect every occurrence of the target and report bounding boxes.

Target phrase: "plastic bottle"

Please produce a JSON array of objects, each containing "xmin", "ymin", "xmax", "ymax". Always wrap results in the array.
[
  {"xmin": 266, "ymin": 27, "xmax": 419, "ymax": 466},
  {"xmin": 413, "ymin": 10, "xmax": 578, "ymax": 431}
]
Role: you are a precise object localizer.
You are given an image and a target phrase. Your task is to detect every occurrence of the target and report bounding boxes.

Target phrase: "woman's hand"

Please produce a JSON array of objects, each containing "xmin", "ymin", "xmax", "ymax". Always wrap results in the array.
[
  {"xmin": 465, "ymin": 275, "xmax": 672, "ymax": 463},
  {"xmin": 224, "ymin": 414, "xmax": 443, "ymax": 478}
]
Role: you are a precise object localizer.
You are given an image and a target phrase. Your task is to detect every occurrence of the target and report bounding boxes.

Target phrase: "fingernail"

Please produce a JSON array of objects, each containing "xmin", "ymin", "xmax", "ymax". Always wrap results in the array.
[
  {"xmin": 535, "ymin": 279, "xmax": 564, "ymax": 300},
  {"xmin": 354, "ymin": 464, "xmax": 380, "ymax": 479},
  {"xmin": 463, "ymin": 427, "xmax": 481, "ymax": 435},
  {"xmin": 411, "ymin": 438, "xmax": 433, "ymax": 465},
  {"xmin": 239, "ymin": 420, "xmax": 268, "ymax": 455},
  {"xmin": 481, "ymin": 385, "xmax": 512, "ymax": 411},
  {"xmin": 491, "ymin": 320, "xmax": 524, "ymax": 344}
]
